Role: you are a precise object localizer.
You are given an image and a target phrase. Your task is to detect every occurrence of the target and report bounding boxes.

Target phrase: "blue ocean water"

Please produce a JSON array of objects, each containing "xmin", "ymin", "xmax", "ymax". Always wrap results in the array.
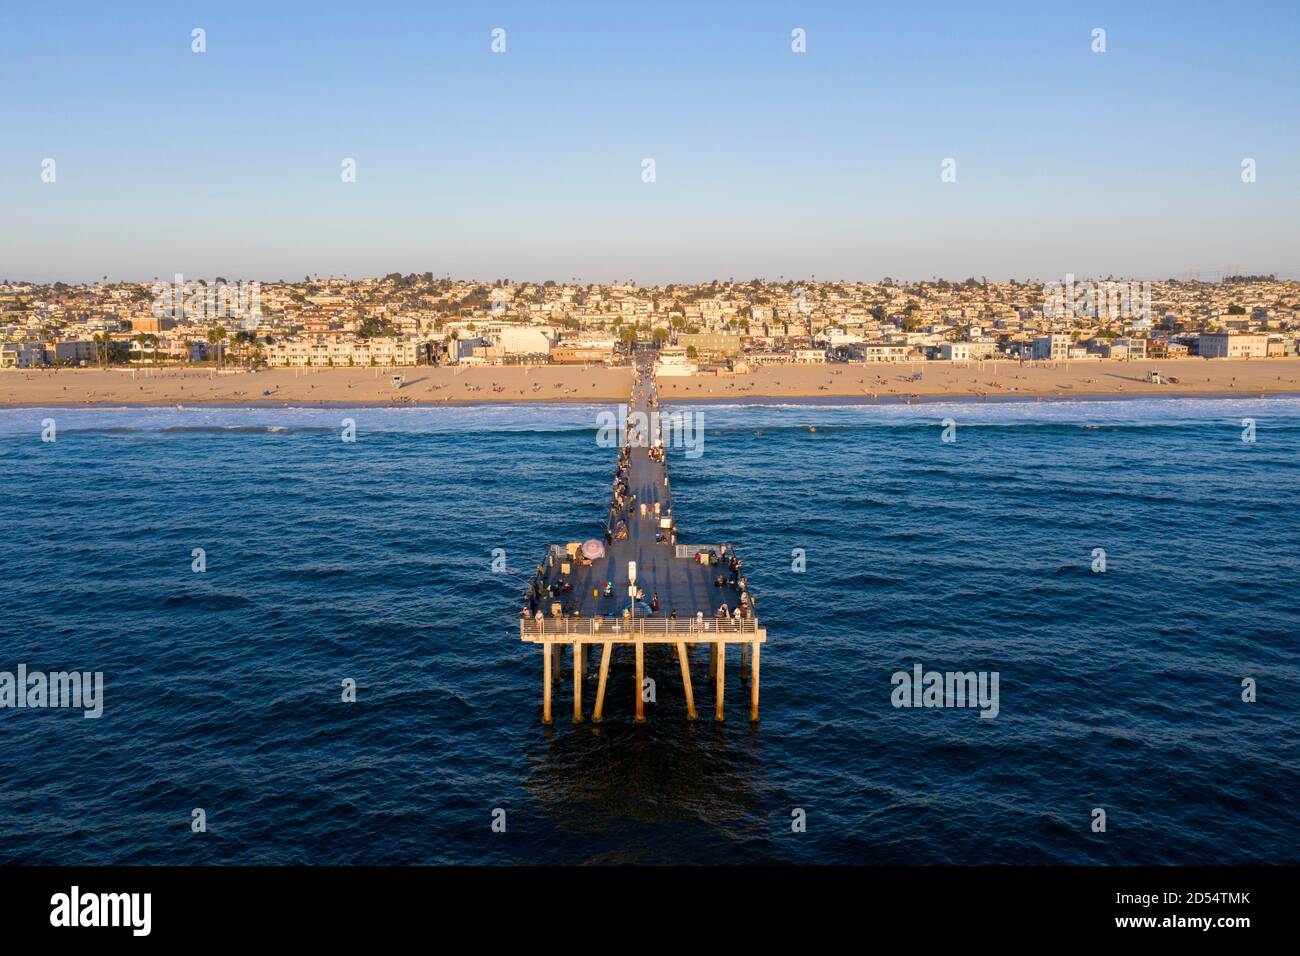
[{"xmin": 0, "ymin": 396, "xmax": 1297, "ymax": 865}]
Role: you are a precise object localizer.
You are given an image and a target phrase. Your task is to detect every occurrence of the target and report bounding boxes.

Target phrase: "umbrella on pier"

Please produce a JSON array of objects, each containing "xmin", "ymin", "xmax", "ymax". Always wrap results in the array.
[{"xmin": 581, "ymin": 538, "xmax": 605, "ymax": 559}]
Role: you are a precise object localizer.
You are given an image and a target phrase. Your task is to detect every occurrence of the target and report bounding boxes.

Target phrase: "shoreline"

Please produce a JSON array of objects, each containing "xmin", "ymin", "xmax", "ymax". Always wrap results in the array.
[{"xmin": 2, "ymin": 389, "xmax": 1299, "ymax": 413}]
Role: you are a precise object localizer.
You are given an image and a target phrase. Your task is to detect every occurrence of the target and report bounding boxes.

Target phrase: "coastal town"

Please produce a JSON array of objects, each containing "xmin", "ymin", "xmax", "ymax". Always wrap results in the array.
[{"xmin": 3, "ymin": 274, "xmax": 1298, "ymax": 404}]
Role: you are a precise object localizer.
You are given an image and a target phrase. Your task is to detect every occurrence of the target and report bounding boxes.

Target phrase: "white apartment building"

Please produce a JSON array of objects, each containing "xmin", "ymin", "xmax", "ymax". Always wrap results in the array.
[
  {"xmin": 496, "ymin": 325, "xmax": 555, "ymax": 356},
  {"xmin": 265, "ymin": 337, "xmax": 421, "ymax": 367},
  {"xmin": 654, "ymin": 347, "xmax": 698, "ymax": 376},
  {"xmin": 939, "ymin": 341, "xmax": 999, "ymax": 361},
  {"xmin": 448, "ymin": 337, "xmax": 489, "ymax": 363},
  {"xmin": 1198, "ymin": 332, "xmax": 1268, "ymax": 358},
  {"xmin": 822, "ymin": 331, "xmax": 865, "ymax": 347},
  {"xmin": 1114, "ymin": 337, "xmax": 1147, "ymax": 359},
  {"xmin": 1031, "ymin": 334, "xmax": 1072, "ymax": 360},
  {"xmin": 0, "ymin": 343, "xmax": 48, "ymax": 368},
  {"xmin": 852, "ymin": 343, "xmax": 909, "ymax": 362}
]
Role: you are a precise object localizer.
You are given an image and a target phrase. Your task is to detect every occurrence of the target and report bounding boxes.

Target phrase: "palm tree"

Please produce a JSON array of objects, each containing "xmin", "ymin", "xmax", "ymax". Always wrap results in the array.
[
  {"xmin": 206, "ymin": 326, "xmax": 228, "ymax": 367},
  {"xmin": 92, "ymin": 332, "xmax": 110, "ymax": 367}
]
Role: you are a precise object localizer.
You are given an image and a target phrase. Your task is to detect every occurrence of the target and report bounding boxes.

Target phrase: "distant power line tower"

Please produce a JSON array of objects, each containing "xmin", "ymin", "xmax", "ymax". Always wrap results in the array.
[{"xmin": 1179, "ymin": 268, "xmax": 1232, "ymax": 283}]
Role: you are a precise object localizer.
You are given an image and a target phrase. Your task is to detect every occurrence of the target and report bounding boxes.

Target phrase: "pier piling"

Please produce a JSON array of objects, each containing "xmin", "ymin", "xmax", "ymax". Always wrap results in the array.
[
  {"xmin": 715, "ymin": 643, "xmax": 726, "ymax": 721},
  {"xmin": 542, "ymin": 645, "xmax": 553, "ymax": 725},
  {"xmin": 593, "ymin": 642, "xmax": 612, "ymax": 722},
  {"xmin": 677, "ymin": 641, "xmax": 697, "ymax": 720},
  {"xmin": 750, "ymin": 641, "xmax": 760, "ymax": 722},
  {"xmin": 573, "ymin": 642, "xmax": 584, "ymax": 724},
  {"xmin": 634, "ymin": 642, "xmax": 646, "ymax": 722}
]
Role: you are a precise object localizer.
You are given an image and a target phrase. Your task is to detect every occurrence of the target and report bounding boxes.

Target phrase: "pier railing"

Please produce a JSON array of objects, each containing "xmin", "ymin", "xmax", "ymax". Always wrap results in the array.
[
  {"xmin": 674, "ymin": 544, "xmax": 720, "ymax": 559},
  {"xmin": 521, "ymin": 616, "xmax": 760, "ymax": 640}
]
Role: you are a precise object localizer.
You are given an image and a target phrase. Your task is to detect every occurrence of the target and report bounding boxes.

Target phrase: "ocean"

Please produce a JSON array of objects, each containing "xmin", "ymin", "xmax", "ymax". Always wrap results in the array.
[{"xmin": 1, "ymin": 395, "xmax": 1297, "ymax": 865}]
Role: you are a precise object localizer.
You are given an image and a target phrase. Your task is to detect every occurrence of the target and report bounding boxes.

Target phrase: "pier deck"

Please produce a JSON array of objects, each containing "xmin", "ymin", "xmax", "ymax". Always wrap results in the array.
[{"xmin": 520, "ymin": 356, "xmax": 765, "ymax": 724}]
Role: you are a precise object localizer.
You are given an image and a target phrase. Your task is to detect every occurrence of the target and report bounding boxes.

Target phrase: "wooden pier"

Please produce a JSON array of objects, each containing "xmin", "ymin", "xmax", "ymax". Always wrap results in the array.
[{"xmin": 520, "ymin": 356, "xmax": 766, "ymax": 724}]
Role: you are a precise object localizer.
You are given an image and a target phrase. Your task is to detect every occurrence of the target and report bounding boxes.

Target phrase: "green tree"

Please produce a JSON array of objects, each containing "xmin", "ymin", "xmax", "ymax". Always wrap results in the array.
[
  {"xmin": 206, "ymin": 326, "xmax": 228, "ymax": 367},
  {"xmin": 92, "ymin": 332, "xmax": 112, "ymax": 368}
]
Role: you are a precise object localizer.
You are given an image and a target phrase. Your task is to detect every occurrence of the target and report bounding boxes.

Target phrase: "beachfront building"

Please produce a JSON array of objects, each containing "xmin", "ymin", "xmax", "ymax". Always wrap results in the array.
[
  {"xmin": 48, "ymin": 340, "xmax": 99, "ymax": 364},
  {"xmin": 654, "ymin": 347, "xmax": 698, "ymax": 376},
  {"xmin": 846, "ymin": 342, "xmax": 909, "ymax": 362},
  {"xmin": 1197, "ymin": 332, "xmax": 1268, "ymax": 358},
  {"xmin": 497, "ymin": 325, "xmax": 555, "ymax": 357},
  {"xmin": 675, "ymin": 332, "xmax": 742, "ymax": 361},
  {"xmin": 1031, "ymin": 334, "xmax": 1071, "ymax": 361},
  {"xmin": 447, "ymin": 337, "xmax": 490, "ymax": 364},
  {"xmin": 936, "ymin": 340, "xmax": 1000, "ymax": 361},
  {"xmin": 1115, "ymin": 337, "xmax": 1148, "ymax": 360},
  {"xmin": 0, "ymin": 342, "xmax": 48, "ymax": 368},
  {"xmin": 551, "ymin": 343, "xmax": 617, "ymax": 364},
  {"xmin": 1152, "ymin": 339, "xmax": 1191, "ymax": 359},
  {"xmin": 742, "ymin": 350, "xmax": 798, "ymax": 365},
  {"xmin": 264, "ymin": 336, "xmax": 422, "ymax": 367}
]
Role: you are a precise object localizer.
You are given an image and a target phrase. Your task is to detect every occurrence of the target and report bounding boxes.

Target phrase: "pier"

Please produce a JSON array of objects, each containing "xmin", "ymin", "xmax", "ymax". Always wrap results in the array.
[{"xmin": 520, "ymin": 354, "xmax": 766, "ymax": 724}]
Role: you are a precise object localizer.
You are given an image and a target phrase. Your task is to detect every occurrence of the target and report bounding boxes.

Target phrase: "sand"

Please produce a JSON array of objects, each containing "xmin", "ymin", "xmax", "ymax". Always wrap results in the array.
[
  {"xmin": 658, "ymin": 358, "xmax": 1300, "ymax": 402},
  {"xmin": 2, "ymin": 358, "xmax": 1299, "ymax": 406},
  {"xmin": 0, "ymin": 364, "xmax": 633, "ymax": 406}
]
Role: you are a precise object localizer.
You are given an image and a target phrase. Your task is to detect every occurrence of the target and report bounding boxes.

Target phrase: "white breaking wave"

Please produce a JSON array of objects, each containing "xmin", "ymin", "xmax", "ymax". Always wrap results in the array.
[{"xmin": 1, "ymin": 395, "xmax": 1298, "ymax": 437}]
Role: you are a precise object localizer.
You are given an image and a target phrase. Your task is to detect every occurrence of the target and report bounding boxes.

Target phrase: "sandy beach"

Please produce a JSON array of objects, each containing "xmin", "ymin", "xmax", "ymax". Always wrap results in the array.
[
  {"xmin": 2, "ymin": 358, "xmax": 1299, "ymax": 406},
  {"xmin": 0, "ymin": 364, "xmax": 634, "ymax": 406},
  {"xmin": 658, "ymin": 358, "xmax": 1300, "ymax": 402}
]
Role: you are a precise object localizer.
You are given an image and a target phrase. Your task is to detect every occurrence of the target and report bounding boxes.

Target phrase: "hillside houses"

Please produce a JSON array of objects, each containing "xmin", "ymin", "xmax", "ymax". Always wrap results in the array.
[{"xmin": 3, "ymin": 275, "xmax": 1297, "ymax": 370}]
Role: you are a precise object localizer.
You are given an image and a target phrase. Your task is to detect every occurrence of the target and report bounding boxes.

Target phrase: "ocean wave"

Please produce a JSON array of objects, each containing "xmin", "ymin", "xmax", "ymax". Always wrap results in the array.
[{"xmin": 0, "ymin": 393, "xmax": 1298, "ymax": 440}]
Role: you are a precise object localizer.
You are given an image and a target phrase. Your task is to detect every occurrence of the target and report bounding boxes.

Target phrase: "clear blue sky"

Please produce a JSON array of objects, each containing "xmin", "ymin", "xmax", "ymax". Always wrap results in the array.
[{"xmin": 1, "ymin": 0, "xmax": 1296, "ymax": 284}]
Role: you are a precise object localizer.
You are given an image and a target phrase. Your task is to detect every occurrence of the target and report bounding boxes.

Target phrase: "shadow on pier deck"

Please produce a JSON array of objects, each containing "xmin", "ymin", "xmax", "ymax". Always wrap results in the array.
[{"xmin": 520, "ymin": 357, "xmax": 765, "ymax": 724}]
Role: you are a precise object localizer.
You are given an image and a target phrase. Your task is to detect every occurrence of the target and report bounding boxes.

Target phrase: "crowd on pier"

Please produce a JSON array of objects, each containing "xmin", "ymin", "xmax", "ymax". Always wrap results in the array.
[{"xmin": 519, "ymin": 362, "xmax": 754, "ymax": 629}]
